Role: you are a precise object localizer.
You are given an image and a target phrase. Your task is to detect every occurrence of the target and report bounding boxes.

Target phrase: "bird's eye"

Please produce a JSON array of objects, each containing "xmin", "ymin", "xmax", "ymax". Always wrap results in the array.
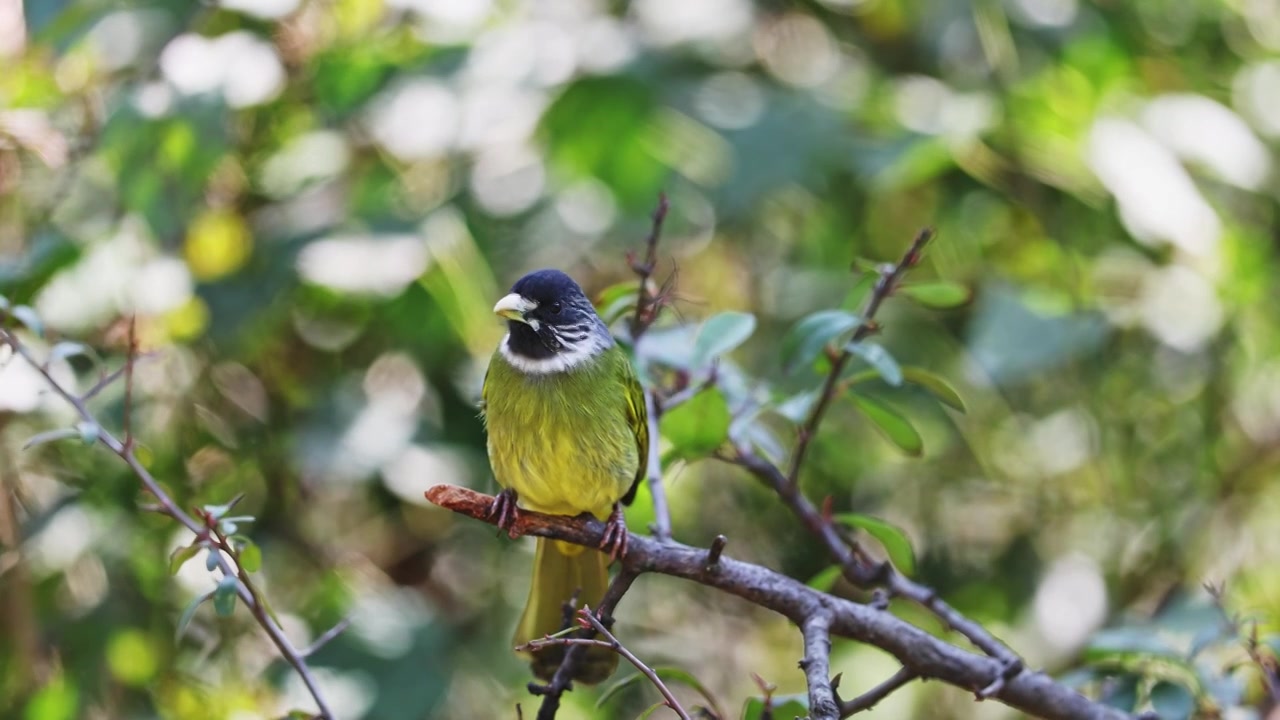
[{"xmin": 549, "ymin": 302, "xmax": 562, "ymax": 315}]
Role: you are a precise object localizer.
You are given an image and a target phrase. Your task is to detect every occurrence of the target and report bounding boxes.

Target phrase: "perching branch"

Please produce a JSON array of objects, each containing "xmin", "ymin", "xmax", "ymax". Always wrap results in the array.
[
  {"xmin": 0, "ymin": 328, "xmax": 337, "ymax": 720},
  {"xmin": 521, "ymin": 607, "xmax": 692, "ymax": 720},
  {"xmin": 799, "ymin": 613, "xmax": 839, "ymax": 719},
  {"xmin": 427, "ymin": 484, "xmax": 1135, "ymax": 720}
]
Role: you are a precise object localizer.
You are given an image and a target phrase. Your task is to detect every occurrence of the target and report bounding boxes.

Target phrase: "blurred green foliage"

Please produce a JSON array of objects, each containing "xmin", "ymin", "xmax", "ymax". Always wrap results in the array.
[{"xmin": 3, "ymin": 0, "xmax": 1280, "ymax": 718}]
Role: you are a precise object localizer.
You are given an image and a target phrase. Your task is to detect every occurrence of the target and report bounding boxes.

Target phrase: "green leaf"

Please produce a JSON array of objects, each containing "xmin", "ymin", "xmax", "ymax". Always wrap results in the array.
[
  {"xmin": 75, "ymin": 421, "xmax": 99, "ymax": 445},
  {"xmin": 595, "ymin": 281, "xmax": 640, "ymax": 328},
  {"xmin": 841, "ymin": 273, "xmax": 877, "ymax": 311},
  {"xmin": 1150, "ymin": 681, "xmax": 1195, "ymax": 720},
  {"xmin": 168, "ymin": 544, "xmax": 201, "ymax": 575},
  {"xmin": 601, "ymin": 667, "xmax": 722, "ymax": 717},
  {"xmin": 850, "ymin": 394, "xmax": 923, "ymax": 456},
  {"xmin": 780, "ymin": 310, "xmax": 860, "ymax": 373},
  {"xmin": 213, "ymin": 575, "xmax": 239, "ymax": 617},
  {"xmin": 900, "ymin": 281, "xmax": 971, "ymax": 309},
  {"xmin": 835, "ymin": 514, "xmax": 916, "ymax": 575},
  {"xmin": 1084, "ymin": 627, "xmax": 1180, "ymax": 661},
  {"xmin": 48, "ymin": 341, "xmax": 94, "ymax": 365},
  {"xmin": 22, "ymin": 427, "xmax": 79, "ymax": 450},
  {"xmin": 774, "ymin": 390, "xmax": 817, "ymax": 424},
  {"xmin": 1100, "ymin": 674, "xmax": 1139, "ymax": 711},
  {"xmin": 635, "ymin": 702, "xmax": 667, "ymax": 719},
  {"xmin": 9, "ymin": 305, "xmax": 43, "ymax": 336},
  {"xmin": 806, "ymin": 565, "xmax": 842, "ymax": 592},
  {"xmin": 238, "ymin": 542, "xmax": 262, "ymax": 573},
  {"xmin": 660, "ymin": 387, "xmax": 730, "ymax": 460},
  {"xmin": 900, "ymin": 367, "xmax": 966, "ymax": 412},
  {"xmin": 176, "ymin": 590, "xmax": 213, "ymax": 640},
  {"xmin": 692, "ymin": 311, "xmax": 756, "ymax": 368},
  {"xmin": 741, "ymin": 694, "xmax": 808, "ymax": 720},
  {"xmin": 846, "ymin": 341, "xmax": 902, "ymax": 386}
]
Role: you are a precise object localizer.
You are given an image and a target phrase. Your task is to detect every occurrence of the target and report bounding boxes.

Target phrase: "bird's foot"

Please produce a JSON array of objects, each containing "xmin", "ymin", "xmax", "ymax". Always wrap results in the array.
[
  {"xmin": 489, "ymin": 489, "xmax": 522, "ymax": 539},
  {"xmin": 599, "ymin": 504, "xmax": 629, "ymax": 562}
]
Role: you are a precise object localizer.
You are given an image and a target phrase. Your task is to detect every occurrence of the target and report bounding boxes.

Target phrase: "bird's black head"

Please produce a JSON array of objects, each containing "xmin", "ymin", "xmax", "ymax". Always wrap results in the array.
[{"xmin": 494, "ymin": 269, "xmax": 612, "ymax": 366}]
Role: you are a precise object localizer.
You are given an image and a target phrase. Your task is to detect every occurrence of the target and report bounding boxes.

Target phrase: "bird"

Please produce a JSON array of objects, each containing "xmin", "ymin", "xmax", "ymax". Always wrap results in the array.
[{"xmin": 480, "ymin": 268, "xmax": 647, "ymax": 684}]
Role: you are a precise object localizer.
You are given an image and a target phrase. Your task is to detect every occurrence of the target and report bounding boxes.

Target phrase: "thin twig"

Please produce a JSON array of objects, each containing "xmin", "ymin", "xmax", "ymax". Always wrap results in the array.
[
  {"xmin": 123, "ymin": 315, "xmax": 136, "ymax": 450},
  {"xmin": 628, "ymin": 192, "xmax": 670, "ymax": 340},
  {"xmin": 533, "ymin": 570, "xmax": 639, "ymax": 720},
  {"xmin": 522, "ymin": 608, "xmax": 692, "ymax": 720},
  {"xmin": 627, "ymin": 193, "xmax": 674, "ymax": 544},
  {"xmin": 799, "ymin": 613, "xmax": 839, "ymax": 720},
  {"xmin": 0, "ymin": 328, "xmax": 337, "ymax": 720},
  {"xmin": 427, "ymin": 484, "xmax": 1133, "ymax": 720},
  {"xmin": 837, "ymin": 667, "xmax": 918, "ymax": 716},
  {"xmin": 785, "ymin": 228, "xmax": 933, "ymax": 486},
  {"xmin": 301, "ymin": 616, "xmax": 353, "ymax": 658}
]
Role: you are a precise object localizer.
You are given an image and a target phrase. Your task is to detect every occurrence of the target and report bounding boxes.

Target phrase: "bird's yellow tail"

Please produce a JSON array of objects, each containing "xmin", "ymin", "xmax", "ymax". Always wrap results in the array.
[{"xmin": 515, "ymin": 538, "xmax": 618, "ymax": 684}]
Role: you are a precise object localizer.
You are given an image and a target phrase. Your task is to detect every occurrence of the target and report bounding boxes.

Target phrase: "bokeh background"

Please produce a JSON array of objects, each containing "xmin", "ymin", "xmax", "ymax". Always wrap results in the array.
[{"xmin": 3, "ymin": 0, "xmax": 1280, "ymax": 718}]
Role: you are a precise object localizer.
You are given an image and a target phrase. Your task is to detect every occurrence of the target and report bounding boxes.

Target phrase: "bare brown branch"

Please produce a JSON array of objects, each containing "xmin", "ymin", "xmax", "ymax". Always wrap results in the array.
[
  {"xmin": 426, "ymin": 484, "xmax": 1134, "ymax": 720},
  {"xmin": 837, "ymin": 667, "xmax": 918, "ymax": 716}
]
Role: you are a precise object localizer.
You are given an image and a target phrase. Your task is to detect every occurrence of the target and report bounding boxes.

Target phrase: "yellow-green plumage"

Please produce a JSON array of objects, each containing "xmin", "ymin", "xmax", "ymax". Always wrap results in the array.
[{"xmin": 482, "ymin": 320, "xmax": 647, "ymax": 683}]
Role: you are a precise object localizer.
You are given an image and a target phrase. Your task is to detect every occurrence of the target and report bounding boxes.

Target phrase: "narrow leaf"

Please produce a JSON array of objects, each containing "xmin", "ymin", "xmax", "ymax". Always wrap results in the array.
[
  {"xmin": 238, "ymin": 541, "xmax": 262, "ymax": 573},
  {"xmin": 841, "ymin": 273, "xmax": 877, "ymax": 311},
  {"xmin": 652, "ymin": 667, "xmax": 721, "ymax": 718},
  {"xmin": 598, "ymin": 672, "xmax": 646, "ymax": 708},
  {"xmin": 806, "ymin": 565, "xmax": 842, "ymax": 592},
  {"xmin": 213, "ymin": 575, "xmax": 239, "ymax": 617},
  {"xmin": 169, "ymin": 544, "xmax": 201, "ymax": 575},
  {"xmin": 595, "ymin": 281, "xmax": 640, "ymax": 327},
  {"xmin": 22, "ymin": 428, "xmax": 79, "ymax": 450},
  {"xmin": 900, "ymin": 281, "xmax": 971, "ymax": 309},
  {"xmin": 635, "ymin": 702, "xmax": 667, "ymax": 719},
  {"xmin": 846, "ymin": 341, "xmax": 902, "ymax": 386},
  {"xmin": 10, "ymin": 305, "xmax": 43, "ymax": 337},
  {"xmin": 901, "ymin": 367, "xmax": 966, "ymax": 412},
  {"xmin": 176, "ymin": 591, "xmax": 213, "ymax": 640},
  {"xmin": 780, "ymin": 310, "xmax": 861, "ymax": 373},
  {"xmin": 48, "ymin": 341, "xmax": 93, "ymax": 364},
  {"xmin": 850, "ymin": 394, "xmax": 923, "ymax": 456},
  {"xmin": 692, "ymin": 311, "xmax": 756, "ymax": 368},
  {"xmin": 205, "ymin": 550, "xmax": 219, "ymax": 571},
  {"xmin": 835, "ymin": 513, "xmax": 916, "ymax": 575}
]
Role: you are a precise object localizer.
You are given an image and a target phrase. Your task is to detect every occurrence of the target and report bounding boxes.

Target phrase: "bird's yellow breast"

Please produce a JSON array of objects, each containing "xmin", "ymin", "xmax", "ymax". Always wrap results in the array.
[{"xmin": 482, "ymin": 349, "xmax": 640, "ymax": 520}]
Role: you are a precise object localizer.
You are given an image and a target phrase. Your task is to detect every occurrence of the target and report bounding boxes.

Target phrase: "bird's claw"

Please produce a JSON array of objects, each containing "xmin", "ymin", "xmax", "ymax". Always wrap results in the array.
[
  {"xmin": 600, "ymin": 504, "xmax": 629, "ymax": 562},
  {"xmin": 489, "ymin": 489, "xmax": 522, "ymax": 539}
]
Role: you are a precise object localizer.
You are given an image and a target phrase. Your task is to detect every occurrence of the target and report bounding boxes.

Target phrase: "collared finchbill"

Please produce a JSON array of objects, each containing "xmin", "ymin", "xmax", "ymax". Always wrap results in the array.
[{"xmin": 493, "ymin": 293, "xmax": 538, "ymax": 322}]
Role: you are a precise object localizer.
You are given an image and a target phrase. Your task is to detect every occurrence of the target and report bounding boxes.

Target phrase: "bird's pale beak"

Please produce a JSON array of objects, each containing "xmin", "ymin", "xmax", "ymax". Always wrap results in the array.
[{"xmin": 493, "ymin": 293, "xmax": 537, "ymax": 323}]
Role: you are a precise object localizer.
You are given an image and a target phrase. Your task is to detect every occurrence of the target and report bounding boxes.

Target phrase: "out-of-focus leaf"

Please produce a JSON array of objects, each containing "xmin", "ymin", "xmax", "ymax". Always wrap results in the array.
[
  {"xmin": 47, "ymin": 341, "xmax": 94, "ymax": 365},
  {"xmin": 1085, "ymin": 627, "xmax": 1180, "ymax": 660},
  {"xmin": 692, "ymin": 312, "xmax": 756, "ymax": 368},
  {"xmin": 1100, "ymin": 674, "xmax": 1139, "ymax": 711},
  {"xmin": 849, "ymin": 394, "xmax": 923, "ymax": 456},
  {"xmin": 775, "ymin": 390, "xmax": 817, "ymax": 424},
  {"xmin": 213, "ymin": 575, "xmax": 239, "ymax": 617},
  {"xmin": 21, "ymin": 673, "xmax": 77, "ymax": 720},
  {"xmin": 168, "ymin": 544, "xmax": 200, "ymax": 575},
  {"xmin": 846, "ymin": 341, "xmax": 902, "ymax": 386},
  {"xmin": 967, "ymin": 284, "xmax": 1108, "ymax": 385},
  {"xmin": 835, "ymin": 513, "xmax": 916, "ymax": 575},
  {"xmin": 22, "ymin": 428, "xmax": 79, "ymax": 450},
  {"xmin": 205, "ymin": 550, "xmax": 219, "ymax": 572},
  {"xmin": 176, "ymin": 591, "xmax": 213, "ymax": 640},
  {"xmin": 899, "ymin": 281, "xmax": 972, "ymax": 309},
  {"xmin": 781, "ymin": 310, "xmax": 861, "ymax": 373},
  {"xmin": 900, "ymin": 367, "xmax": 966, "ymax": 412},
  {"xmin": 660, "ymin": 387, "xmax": 730, "ymax": 460},
  {"xmin": 741, "ymin": 694, "xmax": 808, "ymax": 720},
  {"xmin": 601, "ymin": 667, "xmax": 722, "ymax": 717},
  {"xmin": 1150, "ymin": 681, "xmax": 1195, "ymax": 720},
  {"xmin": 806, "ymin": 565, "xmax": 841, "ymax": 592},
  {"xmin": 635, "ymin": 702, "xmax": 666, "ymax": 719},
  {"xmin": 841, "ymin": 273, "xmax": 877, "ymax": 311},
  {"xmin": 10, "ymin": 305, "xmax": 43, "ymax": 336},
  {"xmin": 75, "ymin": 421, "xmax": 98, "ymax": 445},
  {"xmin": 238, "ymin": 541, "xmax": 262, "ymax": 573},
  {"xmin": 595, "ymin": 281, "xmax": 640, "ymax": 328}
]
